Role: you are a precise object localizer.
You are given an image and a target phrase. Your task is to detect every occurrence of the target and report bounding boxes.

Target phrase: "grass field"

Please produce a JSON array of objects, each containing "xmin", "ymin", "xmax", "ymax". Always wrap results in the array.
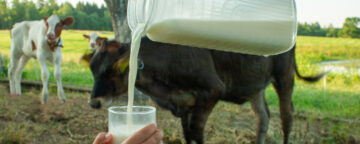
[
  {"xmin": 0, "ymin": 30, "xmax": 360, "ymax": 143},
  {"xmin": 0, "ymin": 84, "xmax": 359, "ymax": 144}
]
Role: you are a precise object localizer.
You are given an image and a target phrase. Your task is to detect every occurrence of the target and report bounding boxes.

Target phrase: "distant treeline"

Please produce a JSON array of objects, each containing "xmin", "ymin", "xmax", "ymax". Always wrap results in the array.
[
  {"xmin": 0, "ymin": 0, "xmax": 112, "ymax": 30},
  {"xmin": 298, "ymin": 17, "xmax": 360, "ymax": 38},
  {"xmin": 1, "ymin": 0, "xmax": 359, "ymax": 38}
]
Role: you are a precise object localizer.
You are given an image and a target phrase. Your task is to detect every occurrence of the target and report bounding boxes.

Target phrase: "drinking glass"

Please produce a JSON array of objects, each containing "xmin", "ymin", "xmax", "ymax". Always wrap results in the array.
[{"xmin": 108, "ymin": 106, "xmax": 156, "ymax": 144}]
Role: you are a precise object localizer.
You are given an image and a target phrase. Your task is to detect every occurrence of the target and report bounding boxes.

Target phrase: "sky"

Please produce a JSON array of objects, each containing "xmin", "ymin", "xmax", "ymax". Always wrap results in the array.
[{"xmin": 57, "ymin": 0, "xmax": 360, "ymax": 28}]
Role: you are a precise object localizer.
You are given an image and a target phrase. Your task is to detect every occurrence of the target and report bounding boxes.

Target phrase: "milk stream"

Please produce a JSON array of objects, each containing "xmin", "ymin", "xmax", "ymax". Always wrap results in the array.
[
  {"xmin": 146, "ymin": 19, "xmax": 295, "ymax": 55},
  {"xmin": 127, "ymin": 24, "xmax": 146, "ymax": 131}
]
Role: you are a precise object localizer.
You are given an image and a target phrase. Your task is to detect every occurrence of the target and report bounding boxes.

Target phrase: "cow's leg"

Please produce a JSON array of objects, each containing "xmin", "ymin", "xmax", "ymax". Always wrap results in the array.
[
  {"xmin": 38, "ymin": 58, "xmax": 50, "ymax": 104},
  {"xmin": 181, "ymin": 114, "xmax": 192, "ymax": 143},
  {"xmin": 8, "ymin": 50, "xmax": 21, "ymax": 96},
  {"xmin": 181, "ymin": 98, "xmax": 218, "ymax": 144},
  {"xmin": 54, "ymin": 60, "xmax": 65, "ymax": 102},
  {"xmin": 14, "ymin": 55, "xmax": 30, "ymax": 95},
  {"xmin": 250, "ymin": 90, "xmax": 270, "ymax": 144},
  {"xmin": 273, "ymin": 88, "xmax": 294, "ymax": 144},
  {"xmin": 273, "ymin": 72, "xmax": 295, "ymax": 144},
  {"xmin": 279, "ymin": 97, "xmax": 293, "ymax": 144}
]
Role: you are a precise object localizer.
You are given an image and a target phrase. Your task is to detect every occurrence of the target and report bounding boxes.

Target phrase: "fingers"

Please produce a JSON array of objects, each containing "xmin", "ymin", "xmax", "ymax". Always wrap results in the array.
[
  {"xmin": 142, "ymin": 129, "xmax": 164, "ymax": 144},
  {"xmin": 93, "ymin": 132, "xmax": 113, "ymax": 144},
  {"xmin": 122, "ymin": 123, "xmax": 157, "ymax": 144}
]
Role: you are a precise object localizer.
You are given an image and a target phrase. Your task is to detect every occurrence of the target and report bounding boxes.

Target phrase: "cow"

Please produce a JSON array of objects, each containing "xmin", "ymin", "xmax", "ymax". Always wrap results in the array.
[
  {"xmin": 83, "ymin": 32, "xmax": 108, "ymax": 52},
  {"xmin": 80, "ymin": 36, "xmax": 149, "ymax": 103},
  {"xmin": 81, "ymin": 32, "xmax": 112, "ymax": 63},
  {"xmin": 8, "ymin": 15, "xmax": 74, "ymax": 104},
  {"xmin": 86, "ymin": 38, "xmax": 325, "ymax": 144}
]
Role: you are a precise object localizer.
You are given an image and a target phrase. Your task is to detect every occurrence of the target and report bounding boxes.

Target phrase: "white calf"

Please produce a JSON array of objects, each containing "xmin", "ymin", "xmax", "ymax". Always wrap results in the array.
[
  {"xmin": 9, "ymin": 15, "xmax": 73, "ymax": 104},
  {"xmin": 83, "ymin": 32, "xmax": 108, "ymax": 52}
]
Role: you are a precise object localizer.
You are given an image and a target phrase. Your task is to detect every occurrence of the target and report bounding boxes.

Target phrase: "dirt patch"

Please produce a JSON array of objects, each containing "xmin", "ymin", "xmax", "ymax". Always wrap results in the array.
[{"xmin": 0, "ymin": 84, "xmax": 359, "ymax": 144}]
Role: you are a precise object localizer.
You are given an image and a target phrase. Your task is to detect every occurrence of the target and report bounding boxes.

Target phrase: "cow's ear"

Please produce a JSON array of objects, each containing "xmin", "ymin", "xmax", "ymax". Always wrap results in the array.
[
  {"xmin": 83, "ymin": 34, "xmax": 90, "ymax": 39},
  {"xmin": 106, "ymin": 40, "xmax": 121, "ymax": 53},
  {"xmin": 96, "ymin": 37, "xmax": 108, "ymax": 47},
  {"xmin": 80, "ymin": 53, "xmax": 94, "ymax": 64},
  {"xmin": 62, "ymin": 17, "xmax": 74, "ymax": 26},
  {"xmin": 97, "ymin": 37, "xmax": 108, "ymax": 43}
]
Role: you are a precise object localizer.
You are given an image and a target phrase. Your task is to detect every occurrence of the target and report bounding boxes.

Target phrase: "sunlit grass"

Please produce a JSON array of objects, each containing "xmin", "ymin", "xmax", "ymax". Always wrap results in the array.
[{"xmin": 0, "ymin": 30, "xmax": 359, "ymax": 119}]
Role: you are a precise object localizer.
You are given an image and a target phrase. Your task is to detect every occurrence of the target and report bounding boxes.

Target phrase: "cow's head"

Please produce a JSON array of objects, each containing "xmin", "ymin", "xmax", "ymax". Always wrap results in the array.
[
  {"xmin": 83, "ymin": 32, "xmax": 107, "ymax": 51},
  {"xmin": 87, "ymin": 40, "xmax": 130, "ymax": 109},
  {"xmin": 43, "ymin": 15, "xmax": 74, "ymax": 43}
]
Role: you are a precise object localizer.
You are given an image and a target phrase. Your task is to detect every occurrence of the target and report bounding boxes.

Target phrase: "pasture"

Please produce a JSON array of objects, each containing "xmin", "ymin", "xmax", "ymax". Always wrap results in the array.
[{"xmin": 0, "ymin": 30, "xmax": 359, "ymax": 143}]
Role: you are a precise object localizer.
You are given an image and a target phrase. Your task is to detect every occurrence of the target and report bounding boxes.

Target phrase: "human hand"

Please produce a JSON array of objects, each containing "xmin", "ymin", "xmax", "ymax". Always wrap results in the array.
[
  {"xmin": 122, "ymin": 123, "xmax": 163, "ymax": 144},
  {"xmin": 93, "ymin": 132, "xmax": 113, "ymax": 144},
  {"xmin": 93, "ymin": 123, "xmax": 163, "ymax": 144}
]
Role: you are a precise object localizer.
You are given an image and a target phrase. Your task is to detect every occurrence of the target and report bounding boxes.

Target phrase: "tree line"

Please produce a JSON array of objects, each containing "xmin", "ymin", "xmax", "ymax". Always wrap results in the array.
[
  {"xmin": 298, "ymin": 17, "xmax": 360, "ymax": 38},
  {"xmin": 1, "ymin": 0, "xmax": 359, "ymax": 38},
  {"xmin": 0, "ymin": 0, "xmax": 112, "ymax": 30}
]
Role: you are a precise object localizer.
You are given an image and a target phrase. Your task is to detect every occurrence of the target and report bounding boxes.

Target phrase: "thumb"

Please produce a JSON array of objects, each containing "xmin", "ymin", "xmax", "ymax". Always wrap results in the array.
[{"xmin": 93, "ymin": 132, "xmax": 113, "ymax": 144}]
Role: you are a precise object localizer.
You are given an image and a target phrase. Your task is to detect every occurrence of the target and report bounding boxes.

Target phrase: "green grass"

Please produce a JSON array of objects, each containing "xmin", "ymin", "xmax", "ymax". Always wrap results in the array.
[
  {"xmin": 266, "ymin": 81, "xmax": 360, "ymax": 119},
  {"xmin": 295, "ymin": 36, "xmax": 360, "ymax": 75},
  {"xmin": 0, "ymin": 30, "xmax": 359, "ymax": 119},
  {"xmin": 296, "ymin": 36, "xmax": 360, "ymax": 63}
]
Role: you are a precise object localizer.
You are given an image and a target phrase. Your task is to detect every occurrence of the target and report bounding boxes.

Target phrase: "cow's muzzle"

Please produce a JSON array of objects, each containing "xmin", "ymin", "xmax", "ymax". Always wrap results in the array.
[
  {"xmin": 88, "ymin": 97, "xmax": 113, "ymax": 109},
  {"xmin": 88, "ymin": 99, "xmax": 101, "ymax": 109}
]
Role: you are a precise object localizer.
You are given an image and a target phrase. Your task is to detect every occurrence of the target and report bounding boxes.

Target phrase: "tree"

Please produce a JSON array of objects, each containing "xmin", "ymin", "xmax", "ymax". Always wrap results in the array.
[
  {"xmin": 104, "ymin": 0, "xmax": 131, "ymax": 43},
  {"xmin": 74, "ymin": 11, "xmax": 88, "ymax": 29},
  {"xmin": 338, "ymin": 17, "xmax": 360, "ymax": 38},
  {"xmin": 0, "ymin": 0, "xmax": 11, "ymax": 29},
  {"xmin": 39, "ymin": 0, "xmax": 58, "ymax": 17},
  {"xmin": 56, "ymin": 2, "xmax": 75, "ymax": 29},
  {"xmin": 297, "ymin": 22, "xmax": 326, "ymax": 37},
  {"xmin": 89, "ymin": 12, "xmax": 102, "ymax": 30},
  {"xmin": 0, "ymin": 0, "xmax": 112, "ymax": 30},
  {"xmin": 25, "ymin": 1, "xmax": 41, "ymax": 20},
  {"xmin": 11, "ymin": 0, "xmax": 26, "ymax": 23},
  {"xmin": 325, "ymin": 24, "xmax": 339, "ymax": 37},
  {"xmin": 103, "ymin": 10, "xmax": 113, "ymax": 31},
  {"xmin": 75, "ymin": 2, "xmax": 85, "ymax": 12}
]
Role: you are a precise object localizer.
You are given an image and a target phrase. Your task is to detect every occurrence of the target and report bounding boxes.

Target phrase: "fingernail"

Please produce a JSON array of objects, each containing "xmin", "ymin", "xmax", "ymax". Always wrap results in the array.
[
  {"xmin": 105, "ymin": 133, "xmax": 112, "ymax": 141},
  {"xmin": 153, "ymin": 123, "xmax": 157, "ymax": 128}
]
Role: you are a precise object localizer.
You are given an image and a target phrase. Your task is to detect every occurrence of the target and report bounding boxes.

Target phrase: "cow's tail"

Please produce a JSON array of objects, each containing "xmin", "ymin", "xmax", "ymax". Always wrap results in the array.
[{"xmin": 294, "ymin": 47, "xmax": 328, "ymax": 82}]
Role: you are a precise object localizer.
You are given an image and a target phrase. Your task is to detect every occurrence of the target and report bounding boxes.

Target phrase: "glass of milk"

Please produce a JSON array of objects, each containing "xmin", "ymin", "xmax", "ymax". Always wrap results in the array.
[{"xmin": 108, "ymin": 106, "xmax": 156, "ymax": 144}]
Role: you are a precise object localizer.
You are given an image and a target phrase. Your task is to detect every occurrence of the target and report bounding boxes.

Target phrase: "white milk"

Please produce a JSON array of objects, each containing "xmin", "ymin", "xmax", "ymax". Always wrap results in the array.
[
  {"xmin": 146, "ymin": 19, "xmax": 296, "ymax": 55},
  {"xmin": 126, "ymin": 24, "xmax": 147, "ymax": 131},
  {"xmin": 110, "ymin": 124, "xmax": 146, "ymax": 144}
]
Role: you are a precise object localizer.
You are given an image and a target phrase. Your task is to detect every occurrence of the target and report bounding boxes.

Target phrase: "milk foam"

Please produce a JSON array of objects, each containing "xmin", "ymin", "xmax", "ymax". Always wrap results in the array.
[{"xmin": 110, "ymin": 124, "xmax": 145, "ymax": 144}]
